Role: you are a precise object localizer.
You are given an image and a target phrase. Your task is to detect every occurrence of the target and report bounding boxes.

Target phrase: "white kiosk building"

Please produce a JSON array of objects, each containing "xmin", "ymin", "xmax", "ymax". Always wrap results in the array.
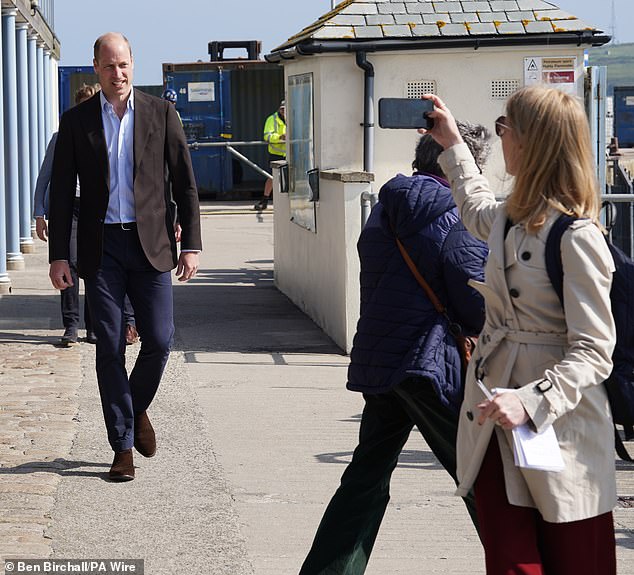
[{"xmin": 266, "ymin": 0, "xmax": 609, "ymax": 352}]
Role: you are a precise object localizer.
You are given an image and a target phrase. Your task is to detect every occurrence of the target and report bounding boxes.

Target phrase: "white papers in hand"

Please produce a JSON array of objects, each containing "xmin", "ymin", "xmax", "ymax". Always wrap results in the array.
[
  {"xmin": 490, "ymin": 388, "xmax": 565, "ymax": 473},
  {"xmin": 510, "ymin": 423, "xmax": 565, "ymax": 472}
]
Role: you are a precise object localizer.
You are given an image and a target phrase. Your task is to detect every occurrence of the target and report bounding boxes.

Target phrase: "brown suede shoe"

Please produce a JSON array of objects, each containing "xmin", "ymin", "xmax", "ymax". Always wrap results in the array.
[
  {"xmin": 108, "ymin": 449, "xmax": 135, "ymax": 482},
  {"xmin": 134, "ymin": 411, "xmax": 156, "ymax": 458}
]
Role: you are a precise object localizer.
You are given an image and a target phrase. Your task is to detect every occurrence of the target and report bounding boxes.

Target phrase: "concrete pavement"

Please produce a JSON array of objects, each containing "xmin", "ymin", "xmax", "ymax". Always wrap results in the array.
[{"xmin": 1, "ymin": 206, "xmax": 633, "ymax": 574}]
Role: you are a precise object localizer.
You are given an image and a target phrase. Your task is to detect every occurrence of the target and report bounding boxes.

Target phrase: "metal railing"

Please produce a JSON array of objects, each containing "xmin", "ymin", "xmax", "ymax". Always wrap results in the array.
[
  {"xmin": 359, "ymin": 190, "xmax": 634, "ymax": 258},
  {"xmin": 188, "ymin": 140, "xmax": 272, "ymax": 180}
]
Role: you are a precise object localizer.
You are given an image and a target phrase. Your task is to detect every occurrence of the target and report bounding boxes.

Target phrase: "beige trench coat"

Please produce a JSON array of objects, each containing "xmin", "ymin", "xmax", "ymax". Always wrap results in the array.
[{"xmin": 438, "ymin": 143, "xmax": 617, "ymax": 523}]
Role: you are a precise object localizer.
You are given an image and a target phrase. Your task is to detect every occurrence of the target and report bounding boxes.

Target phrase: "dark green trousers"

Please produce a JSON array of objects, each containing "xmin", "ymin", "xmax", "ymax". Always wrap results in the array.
[{"xmin": 298, "ymin": 377, "xmax": 478, "ymax": 575}]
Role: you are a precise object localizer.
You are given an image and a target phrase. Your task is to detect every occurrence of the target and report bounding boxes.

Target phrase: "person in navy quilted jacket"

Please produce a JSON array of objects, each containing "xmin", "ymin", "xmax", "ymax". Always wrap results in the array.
[{"xmin": 299, "ymin": 123, "xmax": 490, "ymax": 575}]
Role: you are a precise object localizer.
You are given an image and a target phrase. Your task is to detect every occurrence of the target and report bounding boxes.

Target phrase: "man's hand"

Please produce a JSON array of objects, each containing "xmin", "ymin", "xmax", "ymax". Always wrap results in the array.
[
  {"xmin": 35, "ymin": 218, "xmax": 48, "ymax": 242},
  {"xmin": 49, "ymin": 260, "xmax": 73, "ymax": 290},
  {"xmin": 175, "ymin": 251, "xmax": 199, "ymax": 282},
  {"xmin": 174, "ymin": 223, "xmax": 182, "ymax": 243}
]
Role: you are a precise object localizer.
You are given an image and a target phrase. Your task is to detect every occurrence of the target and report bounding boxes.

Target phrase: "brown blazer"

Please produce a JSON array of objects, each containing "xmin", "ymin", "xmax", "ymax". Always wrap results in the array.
[{"xmin": 49, "ymin": 88, "xmax": 202, "ymax": 278}]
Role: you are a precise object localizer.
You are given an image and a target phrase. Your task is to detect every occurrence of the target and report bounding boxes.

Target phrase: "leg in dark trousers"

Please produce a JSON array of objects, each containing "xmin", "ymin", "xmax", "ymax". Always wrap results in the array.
[
  {"xmin": 299, "ymin": 393, "xmax": 413, "ymax": 575},
  {"xmin": 393, "ymin": 378, "xmax": 478, "ymax": 528},
  {"xmin": 85, "ymin": 225, "xmax": 173, "ymax": 452},
  {"xmin": 299, "ymin": 377, "xmax": 472, "ymax": 575},
  {"xmin": 60, "ymin": 208, "xmax": 80, "ymax": 334}
]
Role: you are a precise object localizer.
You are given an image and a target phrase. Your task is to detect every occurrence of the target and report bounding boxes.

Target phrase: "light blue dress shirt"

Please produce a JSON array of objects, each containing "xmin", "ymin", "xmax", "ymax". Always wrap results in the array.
[
  {"xmin": 100, "ymin": 90, "xmax": 135, "ymax": 224},
  {"xmin": 33, "ymin": 132, "xmax": 81, "ymax": 218}
]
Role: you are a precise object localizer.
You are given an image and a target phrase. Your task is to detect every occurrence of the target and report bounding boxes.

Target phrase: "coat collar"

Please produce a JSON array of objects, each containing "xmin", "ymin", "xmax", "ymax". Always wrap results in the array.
[
  {"xmin": 132, "ymin": 88, "xmax": 156, "ymax": 179},
  {"xmin": 79, "ymin": 88, "xmax": 157, "ymax": 185},
  {"xmin": 79, "ymin": 93, "xmax": 109, "ymax": 187},
  {"xmin": 487, "ymin": 210, "xmax": 510, "ymax": 273}
]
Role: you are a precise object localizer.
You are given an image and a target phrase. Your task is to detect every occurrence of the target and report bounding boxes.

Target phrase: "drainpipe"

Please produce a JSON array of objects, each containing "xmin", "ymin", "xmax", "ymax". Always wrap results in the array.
[
  {"xmin": 355, "ymin": 51, "xmax": 374, "ymax": 174},
  {"xmin": 355, "ymin": 51, "xmax": 376, "ymax": 225}
]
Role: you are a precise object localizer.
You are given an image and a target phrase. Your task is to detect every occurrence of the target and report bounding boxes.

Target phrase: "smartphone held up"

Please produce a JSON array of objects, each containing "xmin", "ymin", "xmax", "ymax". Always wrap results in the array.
[{"xmin": 378, "ymin": 98, "xmax": 434, "ymax": 130}]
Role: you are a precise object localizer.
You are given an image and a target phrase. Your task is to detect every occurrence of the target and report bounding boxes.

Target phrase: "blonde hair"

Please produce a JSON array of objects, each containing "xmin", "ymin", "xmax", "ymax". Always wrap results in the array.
[
  {"xmin": 74, "ymin": 83, "xmax": 97, "ymax": 104},
  {"xmin": 504, "ymin": 86, "xmax": 600, "ymax": 233}
]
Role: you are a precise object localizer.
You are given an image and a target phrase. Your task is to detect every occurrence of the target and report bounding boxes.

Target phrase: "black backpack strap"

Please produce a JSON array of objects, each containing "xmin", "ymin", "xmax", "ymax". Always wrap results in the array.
[
  {"xmin": 544, "ymin": 214, "xmax": 577, "ymax": 307},
  {"xmin": 545, "ymin": 214, "xmax": 634, "ymax": 462},
  {"xmin": 615, "ymin": 425, "xmax": 634, "ymax": 462}
]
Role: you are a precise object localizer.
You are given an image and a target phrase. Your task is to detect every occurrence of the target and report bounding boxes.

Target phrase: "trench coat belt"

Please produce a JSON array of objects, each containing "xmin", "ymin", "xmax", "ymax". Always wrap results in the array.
[
  {"xmin": 475, "ymin": 328, "xmax": 567, "ymax": 379},
  {"xmin": 504, "ymin": 330, "xmax": 568, "ymax": 346}
]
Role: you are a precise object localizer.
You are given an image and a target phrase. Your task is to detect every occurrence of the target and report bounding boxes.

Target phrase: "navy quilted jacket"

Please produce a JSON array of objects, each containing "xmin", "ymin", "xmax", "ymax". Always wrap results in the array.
[{"xmin": 347, "ymin": 172, "xmax": 488, "ymax": 413}]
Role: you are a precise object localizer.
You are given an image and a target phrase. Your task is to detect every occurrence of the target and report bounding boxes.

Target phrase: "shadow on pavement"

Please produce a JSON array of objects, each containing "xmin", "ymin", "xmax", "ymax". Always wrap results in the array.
[
  {"xmin": 172, "ymin": 267, "xmax": 343, "ymax": 356},
  {"xmin": 316, "ymin": 448, "xmax": 445, "ymax": 471},
  {"xmin": 0, "ymin": 458, "xmax": 108, "ymax": 480}
]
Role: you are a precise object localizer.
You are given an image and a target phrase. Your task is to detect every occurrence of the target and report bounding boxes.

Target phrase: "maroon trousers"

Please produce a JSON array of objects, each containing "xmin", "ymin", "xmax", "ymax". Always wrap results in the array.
[{"xmin": 474, "ymin": 433, "xmax": 616, "ymax": 575}]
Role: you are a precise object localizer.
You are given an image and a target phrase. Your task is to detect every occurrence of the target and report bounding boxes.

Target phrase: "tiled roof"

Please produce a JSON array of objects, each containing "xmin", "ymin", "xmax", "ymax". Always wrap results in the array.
[{"xmin": 273, "ymin": 0, "xmax": 603, "ymax": 51}]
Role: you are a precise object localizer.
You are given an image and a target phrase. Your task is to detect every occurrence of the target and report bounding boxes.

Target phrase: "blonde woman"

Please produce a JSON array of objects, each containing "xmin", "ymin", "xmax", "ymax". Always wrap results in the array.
[{"xmin": 424, "ymin": 86, "xmax": 617, "ymax": 574}]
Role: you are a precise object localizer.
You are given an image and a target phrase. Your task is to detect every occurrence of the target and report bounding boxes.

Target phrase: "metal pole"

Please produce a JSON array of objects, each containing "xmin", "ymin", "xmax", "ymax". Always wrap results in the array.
[{"xmin": 225, "ymin": 145, "xmax": 272, "ymax": 180}]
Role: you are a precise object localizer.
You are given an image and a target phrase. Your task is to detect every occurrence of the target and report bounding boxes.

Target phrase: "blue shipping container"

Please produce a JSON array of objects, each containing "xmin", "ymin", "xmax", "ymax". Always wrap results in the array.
[
  {"xmin": 163, "ymin": 53, "xmax": 284, "ymax": 199},
  {"xmin": 58, "ymin": 66, "xmax": 97, "ymax": 114},
  {"xmin": 164, "ymin": 69, "xmax": 234, "ymax": 197},
  {"xmin": 614, "ymin": 86, "xmax": 634, "ymax": 148}
]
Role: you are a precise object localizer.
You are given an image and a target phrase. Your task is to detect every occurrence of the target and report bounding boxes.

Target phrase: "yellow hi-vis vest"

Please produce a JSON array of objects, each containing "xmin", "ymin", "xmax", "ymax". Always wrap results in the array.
[{"xmin": 263, "ymin": 112, "xmax": 286, "ymax": 157}]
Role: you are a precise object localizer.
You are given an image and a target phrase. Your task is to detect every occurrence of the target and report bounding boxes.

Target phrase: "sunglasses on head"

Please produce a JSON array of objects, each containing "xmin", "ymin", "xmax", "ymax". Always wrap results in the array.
[{"xmin": 495, "ymin": 115, "xmax": 512, "ymax": 137}]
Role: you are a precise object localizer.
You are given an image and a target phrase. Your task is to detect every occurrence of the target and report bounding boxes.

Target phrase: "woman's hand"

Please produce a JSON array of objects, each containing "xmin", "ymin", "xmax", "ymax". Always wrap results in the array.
[
  {"xmin": 477, "ymin": 392, "xmax": 530, "ymax": 430},
  {"xmin": 419, "ymin": 94, "xmax": 463, "ymax": 150}
]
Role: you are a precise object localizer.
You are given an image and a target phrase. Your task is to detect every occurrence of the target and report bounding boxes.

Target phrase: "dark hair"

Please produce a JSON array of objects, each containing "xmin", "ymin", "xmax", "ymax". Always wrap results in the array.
[
  {"xmin": 412, "ymin": 120, "xmax": 492, "ymax": 176},
  {"xmin": 412, "ymin": 134, "xmax": 444, "ymax": 176}
]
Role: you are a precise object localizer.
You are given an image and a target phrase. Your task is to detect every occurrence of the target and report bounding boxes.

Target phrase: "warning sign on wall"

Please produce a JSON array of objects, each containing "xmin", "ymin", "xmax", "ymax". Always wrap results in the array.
[{"xmin": 524, "ymin": 57, "xmax": 577, "ymax": 94}]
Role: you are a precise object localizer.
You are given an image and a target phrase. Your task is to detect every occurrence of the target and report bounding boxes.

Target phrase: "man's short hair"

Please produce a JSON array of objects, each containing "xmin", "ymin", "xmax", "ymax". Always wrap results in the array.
[{"xmin": 93, "ymin": 32, "xmax": 132, "ymax": 62}]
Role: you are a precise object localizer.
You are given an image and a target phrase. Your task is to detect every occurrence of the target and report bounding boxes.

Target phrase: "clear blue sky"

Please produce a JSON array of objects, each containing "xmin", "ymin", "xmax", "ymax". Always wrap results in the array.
[{"xmin": 54, "ymin": 0, "xmax": 632, "ymax": 86}]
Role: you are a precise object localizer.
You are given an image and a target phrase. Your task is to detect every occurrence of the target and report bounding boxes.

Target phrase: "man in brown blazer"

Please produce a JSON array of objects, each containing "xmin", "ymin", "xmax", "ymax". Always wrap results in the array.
[{"xmin": 48, "ymin": 32, "xmax": 202, "ymax": 481}]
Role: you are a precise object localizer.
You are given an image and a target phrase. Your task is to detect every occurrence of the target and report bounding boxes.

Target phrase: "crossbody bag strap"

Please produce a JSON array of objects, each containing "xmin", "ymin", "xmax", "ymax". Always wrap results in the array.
[{"xmin": 394, "ymin": 236, "xmax": 446, "ymax": 315}]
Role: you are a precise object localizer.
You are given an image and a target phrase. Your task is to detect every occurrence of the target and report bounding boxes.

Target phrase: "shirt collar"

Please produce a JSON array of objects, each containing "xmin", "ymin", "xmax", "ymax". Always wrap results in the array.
[{"xmin": 100, "ymin": 87, "xmax": 135, "ymax": 113}]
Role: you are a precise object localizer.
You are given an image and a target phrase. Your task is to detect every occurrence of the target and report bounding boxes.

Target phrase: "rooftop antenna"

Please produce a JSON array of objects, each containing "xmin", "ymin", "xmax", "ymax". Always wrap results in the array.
[{"xmin": 610, "ymin": 0, "xmax": 618, "ymax": 44}]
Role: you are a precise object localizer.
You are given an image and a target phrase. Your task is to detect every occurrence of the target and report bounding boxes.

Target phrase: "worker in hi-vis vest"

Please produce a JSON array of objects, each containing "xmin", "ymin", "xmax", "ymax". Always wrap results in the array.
[{"xmin": 254, "ymin": 100, "xmax": 286, "ymax": 211}]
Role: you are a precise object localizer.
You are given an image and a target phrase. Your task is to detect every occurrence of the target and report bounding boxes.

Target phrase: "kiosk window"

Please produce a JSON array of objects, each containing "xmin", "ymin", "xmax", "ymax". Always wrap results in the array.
[{"xmin": 288, "ymin": 73, "xmax": 316, "ymax": 232}]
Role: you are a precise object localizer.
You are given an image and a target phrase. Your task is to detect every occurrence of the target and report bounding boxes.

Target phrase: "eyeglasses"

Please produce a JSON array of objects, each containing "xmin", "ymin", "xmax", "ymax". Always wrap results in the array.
[{"xmin": 495, "ymin": 115, "xmax": 512, "ymax": 137}]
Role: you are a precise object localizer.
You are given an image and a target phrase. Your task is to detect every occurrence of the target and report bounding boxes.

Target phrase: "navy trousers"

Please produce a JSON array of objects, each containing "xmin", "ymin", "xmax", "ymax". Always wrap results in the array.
[
  {"xmin": 61, "ymin": 204, "xmax": 91, "ymax": 332},
  {"xmin": 298, "ymin": 377, "xmax": 478, "ymax": 575},
  {"xmin": 84, "ymin": 224, "xmax": 174, "ymax": 452}
]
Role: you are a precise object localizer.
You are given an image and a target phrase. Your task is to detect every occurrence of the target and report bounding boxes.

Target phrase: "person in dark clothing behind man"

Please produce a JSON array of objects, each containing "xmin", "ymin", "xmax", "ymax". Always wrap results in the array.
[
  {"xmin": 298, "ymin": 122, "xmax": 491, "ymax": 575},
  {"xmin": 34, "ymin": 83, "xmax": 98, "ymax": 346}
]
